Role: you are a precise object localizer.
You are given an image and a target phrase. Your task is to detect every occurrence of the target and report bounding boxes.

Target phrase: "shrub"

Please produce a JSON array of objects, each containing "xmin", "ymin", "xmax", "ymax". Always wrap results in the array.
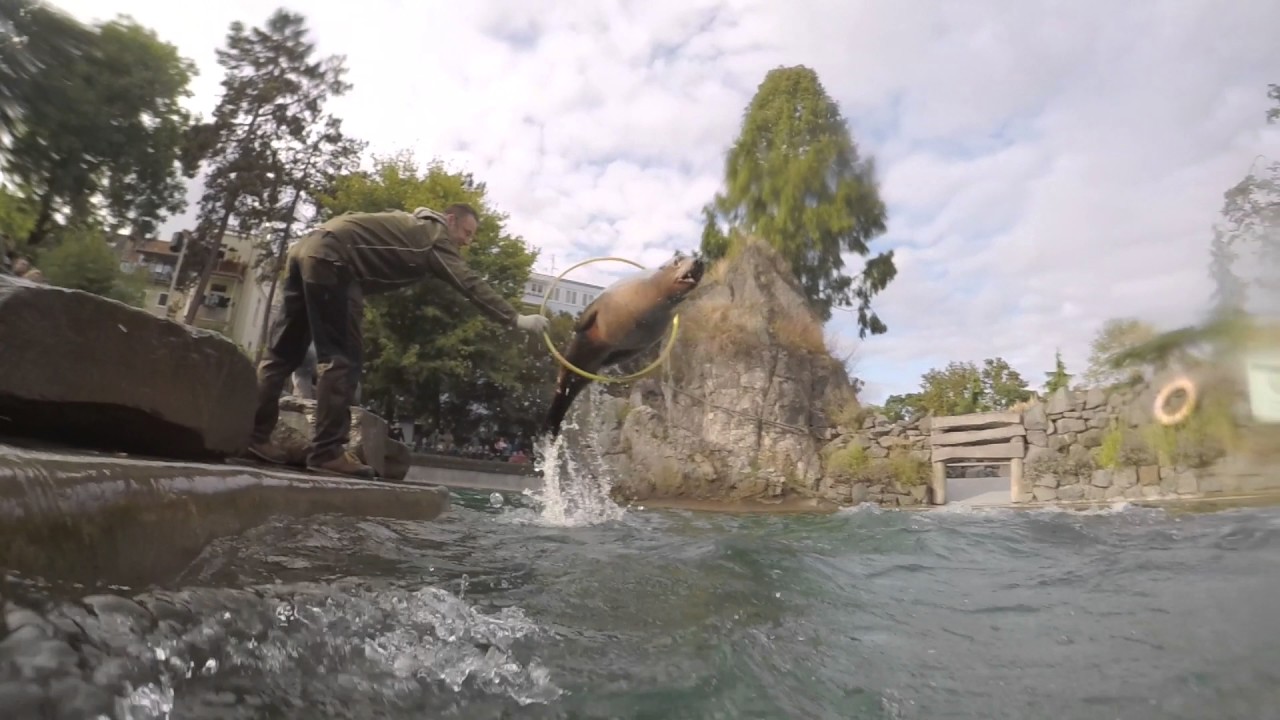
[
  {"xmin": 826, "ymin": 443, "xmax": 868, "ymax": 477},
  {"xmin": 825, "ymin": 443, "xmax": 928, "ymax": 487}
]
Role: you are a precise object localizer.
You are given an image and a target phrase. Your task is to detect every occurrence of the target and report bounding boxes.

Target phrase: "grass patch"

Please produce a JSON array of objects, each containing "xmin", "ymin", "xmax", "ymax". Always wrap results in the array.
[
  {"xmin": 770, "ymin": 311, "xmax": 826, "ymax": 355},
  {"xmin": 677, "ymin": 294, "xmax": 768, "ymax": 359}
]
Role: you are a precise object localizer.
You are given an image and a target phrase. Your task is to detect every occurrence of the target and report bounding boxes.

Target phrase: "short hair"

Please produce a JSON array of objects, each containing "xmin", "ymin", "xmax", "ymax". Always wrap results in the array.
[{"xmin": 444, "ymin": 203, "xmax": 479, "ymax": 221}]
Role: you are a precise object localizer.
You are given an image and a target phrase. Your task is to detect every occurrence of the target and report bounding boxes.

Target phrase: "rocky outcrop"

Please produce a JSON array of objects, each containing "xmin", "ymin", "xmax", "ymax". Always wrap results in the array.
[
  {"xmin": 267, "ymin": 396, "xmax": 411, "ymax": 480},
  {"xmin": 0, "ymin": 274, "xmax": 257, "ymax": 459},
  {"xmin": 589, "ymin": 238, "xmax": 859, "ymax": 503}
]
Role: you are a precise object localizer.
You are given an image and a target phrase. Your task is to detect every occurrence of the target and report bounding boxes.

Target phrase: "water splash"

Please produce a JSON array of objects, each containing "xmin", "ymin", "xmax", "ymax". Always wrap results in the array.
[
  {"xmin": 521, "ymin": 386, "xmax": 626, "ymax": 527},
  {"xmin": 99, "ymin": 581, "xmax": 563, "ymax": 717}
]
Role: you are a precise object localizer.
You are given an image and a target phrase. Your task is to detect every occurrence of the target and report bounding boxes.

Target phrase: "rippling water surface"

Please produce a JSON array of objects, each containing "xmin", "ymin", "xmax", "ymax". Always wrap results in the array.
[{"xmin": 4, "ymin": 479, "xmax": 1280, "ymax": 719}]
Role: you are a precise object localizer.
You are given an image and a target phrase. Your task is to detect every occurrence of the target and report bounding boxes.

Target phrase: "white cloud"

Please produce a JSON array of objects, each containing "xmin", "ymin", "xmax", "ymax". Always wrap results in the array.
[{"xmin": 50, "ymin": 0, "xmax": 1280, "ymax": 402}]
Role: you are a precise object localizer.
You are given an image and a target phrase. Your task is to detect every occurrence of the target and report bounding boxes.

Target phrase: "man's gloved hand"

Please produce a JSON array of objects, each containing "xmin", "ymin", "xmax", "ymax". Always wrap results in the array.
[{"xmin": 516, "ymin": 313, "xmax": 550, "ymax": 334}]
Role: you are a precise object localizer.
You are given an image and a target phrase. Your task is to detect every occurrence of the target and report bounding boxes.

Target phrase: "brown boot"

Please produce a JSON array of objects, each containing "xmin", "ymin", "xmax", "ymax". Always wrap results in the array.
[
  {"xmin": 244, "ymin": 440, "xmax": 289, "ymax": 465},
  {"xmin": 307, "ymin": 450, "xmax": 376, "ymax": 479}
]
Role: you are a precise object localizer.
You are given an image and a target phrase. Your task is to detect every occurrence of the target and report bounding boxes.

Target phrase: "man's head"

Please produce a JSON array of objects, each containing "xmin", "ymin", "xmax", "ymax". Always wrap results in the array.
[{"xmin": 443, "ymin": 203, "xmax": 480, "ymax": 247}]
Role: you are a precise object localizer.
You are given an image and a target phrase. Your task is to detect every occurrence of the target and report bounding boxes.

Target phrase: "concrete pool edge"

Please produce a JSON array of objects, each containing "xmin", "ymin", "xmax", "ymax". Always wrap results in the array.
[{"xmin": 0, "ymin": 440, "xmax": 451, "ymax": 588}]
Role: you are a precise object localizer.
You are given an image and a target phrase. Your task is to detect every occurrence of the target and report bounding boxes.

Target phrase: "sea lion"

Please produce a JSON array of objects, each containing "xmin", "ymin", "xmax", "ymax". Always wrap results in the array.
[{"xmin": 541, "ymin": 250, "xmax": 706, "ymax": 438}]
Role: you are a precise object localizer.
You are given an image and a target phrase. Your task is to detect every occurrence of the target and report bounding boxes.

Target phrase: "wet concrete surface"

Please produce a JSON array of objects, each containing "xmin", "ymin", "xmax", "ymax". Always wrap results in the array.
[{"xmin": 0, "ymin": 439, "xmax": 451, "ymax": 589}]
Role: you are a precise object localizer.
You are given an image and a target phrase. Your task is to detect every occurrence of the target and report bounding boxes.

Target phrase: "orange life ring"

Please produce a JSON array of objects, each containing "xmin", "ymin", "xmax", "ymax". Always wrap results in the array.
[{"xmin": 1152, "ymin": 376, "xmax": 1197, "ymax": 426}]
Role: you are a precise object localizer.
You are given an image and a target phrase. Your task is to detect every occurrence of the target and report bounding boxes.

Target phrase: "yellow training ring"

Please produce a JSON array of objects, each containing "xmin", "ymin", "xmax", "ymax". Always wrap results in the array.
[
  {"xmin": 1152, "ymin": 376, "xmax": 1198, "ymax": 426},
  {"xmin": 538, "ymin": 256, "xmax": 681, "ymax": 384}
]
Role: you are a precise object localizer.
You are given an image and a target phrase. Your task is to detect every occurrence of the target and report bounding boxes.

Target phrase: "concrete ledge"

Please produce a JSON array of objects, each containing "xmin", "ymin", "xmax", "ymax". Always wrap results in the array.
[
  {"xmin": 410, "ymin": 452, "xmax": 537, "ymax": 475},
  {"xmin": 0, "ymin": 441, "xmax": 450, "ymax": 587},
  {"xmin": 405, "ymin": 452, "xmax": 542, "ymax": 493}
]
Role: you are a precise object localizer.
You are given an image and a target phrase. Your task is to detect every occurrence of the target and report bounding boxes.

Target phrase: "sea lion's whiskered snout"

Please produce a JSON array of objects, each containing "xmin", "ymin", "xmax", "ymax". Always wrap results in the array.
[{"xmin": 670, "ymin": 251, "xmax": 706, "ymax": 288}]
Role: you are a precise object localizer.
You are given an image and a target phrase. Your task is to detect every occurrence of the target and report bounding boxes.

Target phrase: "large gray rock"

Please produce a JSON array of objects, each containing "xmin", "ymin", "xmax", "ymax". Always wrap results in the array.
[
  {"xmin": 0, "ymin": 275, "xmax": 256, "ymax": 459},
  {"xmin": 270, "ymin": 396, "xmax": 390, "ymax": 477}
]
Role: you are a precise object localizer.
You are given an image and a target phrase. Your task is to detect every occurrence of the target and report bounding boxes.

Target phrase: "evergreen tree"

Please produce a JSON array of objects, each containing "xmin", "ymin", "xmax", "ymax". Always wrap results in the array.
[
  {"xmin": 1043, "ymin": 350, "xmax": 1072, "ymax": 394},
  {"xmin": 181, "ymin": 9, "xmax": 352, "ymax": 325},
  {"xmin": 1083, "ymin": 317, "xmax": 1160, "ymax": 387},
  {"xmin": 702, "ymin": 65, "xmax": 896, "ymax": 335}
]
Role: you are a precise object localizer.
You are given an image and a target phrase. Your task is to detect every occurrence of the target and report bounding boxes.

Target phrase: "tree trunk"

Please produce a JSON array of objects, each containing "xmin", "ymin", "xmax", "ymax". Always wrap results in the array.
[
  {"xmin": 24, "ymin": 186, "xmax": 57, "ymax": 246},
  {"xmin": 253, "ymin": 146, "xmax": 318, "ymax": 360},
  {"xmin": 182, "ymin": 207, "xmax": 234, "ymax": 325},
  {"xmin": 254, "ymin": 244, "xmax": 286, "ymax": 364}
]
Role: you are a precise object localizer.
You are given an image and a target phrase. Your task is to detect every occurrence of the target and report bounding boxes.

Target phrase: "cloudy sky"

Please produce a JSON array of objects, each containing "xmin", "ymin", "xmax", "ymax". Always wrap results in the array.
[{"xmin": 50, "ymin": 0, "xmax": 1280, "ymax": 402}]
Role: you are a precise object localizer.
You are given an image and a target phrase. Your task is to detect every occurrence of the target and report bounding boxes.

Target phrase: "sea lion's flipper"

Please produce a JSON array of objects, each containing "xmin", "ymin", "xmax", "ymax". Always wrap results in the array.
[
  {"xmin": 541, "ymin": 337, "xmax": 608, "ymax": 439},
  {"xmin": 542, "ymin": 370, "xmax": 590, "ymax": 439}
]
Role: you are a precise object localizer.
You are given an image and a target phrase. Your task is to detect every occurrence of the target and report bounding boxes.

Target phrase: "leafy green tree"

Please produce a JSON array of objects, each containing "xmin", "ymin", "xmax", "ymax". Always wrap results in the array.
[
  {"xmin": 1082, "ymin": 317, "xmax": 1160, "ymax": 387},
  {"xmin": 182, "ymin": 8, "xmax": 352, "ymax": 325},
  {"xmin": 916, "ymin": 362, "xmax": 985, "ymax": 416},
  {"xmin": 980, "ymin": 357, "xmax": 1034, "ymax": 409},
  {"xmin": 35, "ymin": 225, "xmax": 146, "ymax": 306},
  {"xmin": 0, "ymin": 0, "xmax": 94, "ymax": 144},
  {"xmin": 0, "ymin": 185, "xmax": 35, "ymax": 241},
  {"xmin": 892, "ymin": 357, "xmax": 1032, "ymax": 418},
  {"xmin": 1110, "ymin": 83, "xmax": 1280, "ymax": 374},
  {"xmin": 1206, "ymin": 82, "xmax": 1280, "ymax": 317},
  {"xmin": 320, "ymin": 151, "xmax": 554, "ymax": 437},
  {"xmin": 1042, "ymin": 350, "xmax": 1072, "ymax": 394},
  {"xmin": 3, "ymin": 15, "xmax": 197, "ymax": 245},
  {"xmin": 881, "ymin": 392, "xmax": 923, "ymax": 423},
  {"xmin": 701, "ymin": 65, "xmax": 896, "ymax": 335}
]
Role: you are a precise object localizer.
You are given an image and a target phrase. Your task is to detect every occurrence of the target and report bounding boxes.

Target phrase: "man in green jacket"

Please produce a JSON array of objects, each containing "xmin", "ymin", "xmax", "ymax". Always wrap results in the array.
[{"xmin": 246, "ymin": 203, "xmax": 551, "ymax": 478}]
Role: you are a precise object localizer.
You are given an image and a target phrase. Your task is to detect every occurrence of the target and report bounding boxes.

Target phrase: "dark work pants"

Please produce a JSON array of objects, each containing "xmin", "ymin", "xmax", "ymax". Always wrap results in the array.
[
  {"xmin": 252, "ymin": 236, "xmax": 365, "ymax": 465},
  {"xmin": 290, "ymin": 344, "xmax": 362, "ymax": 403}
]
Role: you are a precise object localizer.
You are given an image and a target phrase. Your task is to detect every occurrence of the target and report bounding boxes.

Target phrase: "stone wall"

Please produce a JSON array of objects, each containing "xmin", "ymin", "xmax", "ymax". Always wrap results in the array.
[
  {"xmin": 815, "ymin": 413, "xmax": 933, "ymax": 507},
  {"xmin": 1015, "ymin": 377, "xmax": 1277, "ymax": 505}
]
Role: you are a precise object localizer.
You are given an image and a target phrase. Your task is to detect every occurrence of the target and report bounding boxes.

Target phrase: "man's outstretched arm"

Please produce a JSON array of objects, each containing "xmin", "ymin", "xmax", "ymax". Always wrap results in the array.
[{"xmin": 427, "ymin": 240, "xmax": 528, "ymax": 327}]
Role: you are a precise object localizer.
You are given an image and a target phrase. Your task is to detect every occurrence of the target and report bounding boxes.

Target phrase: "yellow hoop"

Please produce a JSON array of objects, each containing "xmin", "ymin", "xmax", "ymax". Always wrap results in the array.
[
  {"xmin": 1152, "ymin": 376, "xmax": 1198, "ymax": 426},
  {"xmin": 538, "ymin": 256, "xmax": 681, "ymax": 384}
]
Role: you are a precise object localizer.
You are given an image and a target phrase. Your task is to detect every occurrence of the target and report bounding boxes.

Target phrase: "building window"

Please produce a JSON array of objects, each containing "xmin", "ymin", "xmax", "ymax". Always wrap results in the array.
[
  {"xmin": 567, "ymin": 290, "xmax": 578, "ymax": 305},
  {"xmin": 210, "ymin": 283, "xmax": 228, "ymax": 294},
  {"xmin": 156, "ymin": 292, "xmax": 169, "ymax": 307}
]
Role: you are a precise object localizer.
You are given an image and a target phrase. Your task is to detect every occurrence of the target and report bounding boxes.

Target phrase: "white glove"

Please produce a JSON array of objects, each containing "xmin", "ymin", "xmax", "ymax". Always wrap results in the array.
[{"xmin": 516, "ymin": 313, "xmax": 550, "ymax": 334}]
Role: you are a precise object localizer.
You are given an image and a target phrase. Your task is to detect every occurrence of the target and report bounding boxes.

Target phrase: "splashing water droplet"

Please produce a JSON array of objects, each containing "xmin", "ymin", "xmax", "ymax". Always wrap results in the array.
[{"xmin": 522, "ymin": 386, "xmax": 627, "ymax": 527}]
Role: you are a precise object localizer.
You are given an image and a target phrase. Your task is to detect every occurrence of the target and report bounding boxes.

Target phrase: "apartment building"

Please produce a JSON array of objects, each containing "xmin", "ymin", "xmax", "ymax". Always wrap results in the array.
[
  {"xmin": 522, "ymin": 270, "xmax": 604, "ymax": 316},
  {"xmin": 113, "ymin": 231, "xmax": 274, "ymax": 355}
]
